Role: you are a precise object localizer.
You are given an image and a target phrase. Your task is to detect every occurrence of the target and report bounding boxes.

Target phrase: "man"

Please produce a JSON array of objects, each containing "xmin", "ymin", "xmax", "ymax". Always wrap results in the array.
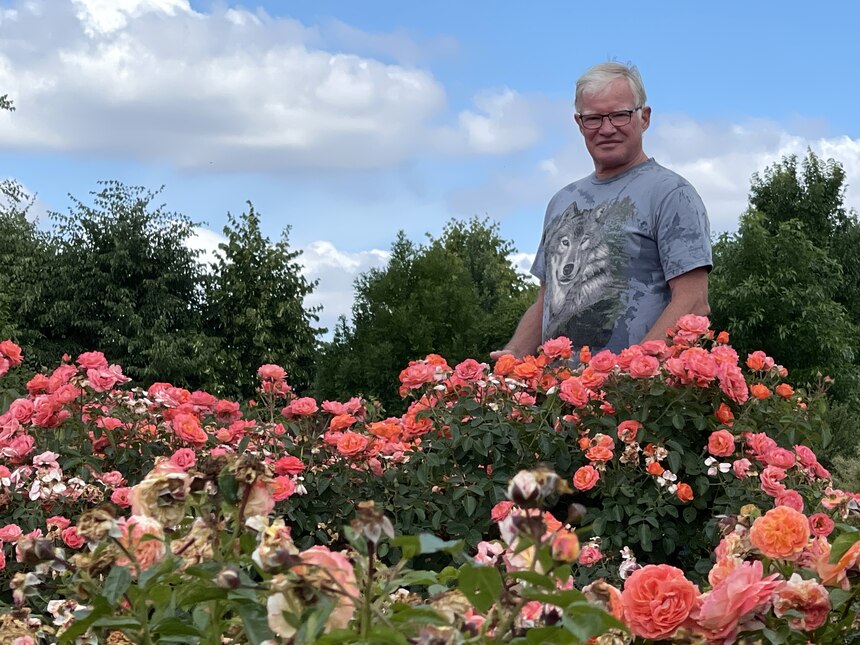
[{"xmin": 492, "ymin": 62, "xmax": 711, "ymax": 360}]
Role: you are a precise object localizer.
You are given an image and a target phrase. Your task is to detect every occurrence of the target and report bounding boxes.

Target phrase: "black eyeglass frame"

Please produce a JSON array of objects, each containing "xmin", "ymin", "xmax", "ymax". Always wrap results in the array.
[{"xmin": 576, "ymin": 106, "xmax": 643, "ymax": 130}]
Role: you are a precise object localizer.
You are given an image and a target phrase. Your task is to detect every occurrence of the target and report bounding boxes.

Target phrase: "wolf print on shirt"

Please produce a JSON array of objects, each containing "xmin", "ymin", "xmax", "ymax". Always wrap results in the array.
[{"xmin": 543, "ymin": 198, "xmax": 631, "ymax": 347}]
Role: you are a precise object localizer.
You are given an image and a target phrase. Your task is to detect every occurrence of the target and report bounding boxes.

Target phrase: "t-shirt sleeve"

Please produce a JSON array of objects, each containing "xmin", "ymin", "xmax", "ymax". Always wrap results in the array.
[
  {"xmin": 530, "ymin": 195, "xmax": 560, "ymax": 283},
  {"xmin": 654, "ymin": 184, "xmax": 712, "ymax": 281}
]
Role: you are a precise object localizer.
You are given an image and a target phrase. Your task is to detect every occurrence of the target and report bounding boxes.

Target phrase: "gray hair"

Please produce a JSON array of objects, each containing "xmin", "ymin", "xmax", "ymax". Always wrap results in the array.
[{"xmin": 574, "ymin": 62, "xmax": 647, "ymax": 113}]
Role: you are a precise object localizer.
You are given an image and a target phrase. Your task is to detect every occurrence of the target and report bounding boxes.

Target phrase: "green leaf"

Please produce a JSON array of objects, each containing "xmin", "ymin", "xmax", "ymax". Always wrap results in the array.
[
  {"xmin": 103, "ymin": 566, "xmax": 132, "ymax": 606},
  {"xmin": 389, "ymin": 606, "xmax": 448, "ymax": 627},
  {"xmin": 236, "ymin": 599, "xmax": 276, "ymax": 645},
  {"xmin": 458, "ymin": 563, "xmax": 502, "ymax": 613},
  {"xmin": 152, "ymin": 617, "xmax": 203, "ymax": 638},
  {"xmin": 176, "ymin": 584, "xmax": 228, "ymax": 607},
  {"xmin": 639, "ymin": 523, "xmax": 653, "ymax": 551},
  {"xmin": 829, "ymin": 531, "xmax": 860, "ymax": 564},
  {"xmin": 91, "ymin": 616, "xmax": 143, "ymax": 629},
  {"xmin": 508, "ymin": 570, "xmax": 556, "ymax": 590},
  {"xmin": 463, "ymin": 495, "xmax": 477, "ymax": 517}
]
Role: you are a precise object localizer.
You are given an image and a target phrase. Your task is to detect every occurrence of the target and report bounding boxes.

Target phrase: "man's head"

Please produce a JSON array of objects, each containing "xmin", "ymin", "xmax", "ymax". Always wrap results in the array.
[{"xmin": 574, "ymin": 62, "xmax": 651, "ymax": 179}]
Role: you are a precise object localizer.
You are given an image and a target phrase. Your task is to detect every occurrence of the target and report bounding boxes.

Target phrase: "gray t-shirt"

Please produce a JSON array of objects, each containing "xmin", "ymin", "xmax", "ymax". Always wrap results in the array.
[{"xmin": 530, "ymin": 158, "xmax": 712, "ymax": 352}]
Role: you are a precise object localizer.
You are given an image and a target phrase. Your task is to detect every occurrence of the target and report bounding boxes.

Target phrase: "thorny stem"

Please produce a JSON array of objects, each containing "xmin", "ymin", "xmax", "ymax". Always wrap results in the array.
[{"xmin": 360, "ymin": 540, "xmax": 376, "ymax": 638}]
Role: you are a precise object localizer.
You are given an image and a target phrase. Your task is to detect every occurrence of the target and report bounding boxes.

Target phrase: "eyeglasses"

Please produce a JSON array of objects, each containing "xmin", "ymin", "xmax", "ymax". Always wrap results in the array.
[{"xmin": 577, "ymin": 107, "xmax": 642, "ymax": 130}]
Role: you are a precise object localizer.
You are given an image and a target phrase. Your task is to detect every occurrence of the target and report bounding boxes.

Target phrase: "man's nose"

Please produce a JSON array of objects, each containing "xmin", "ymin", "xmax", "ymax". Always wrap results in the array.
[{"xmin": 597, "ymin": 116, "xmax": 617, "ymax": 134}]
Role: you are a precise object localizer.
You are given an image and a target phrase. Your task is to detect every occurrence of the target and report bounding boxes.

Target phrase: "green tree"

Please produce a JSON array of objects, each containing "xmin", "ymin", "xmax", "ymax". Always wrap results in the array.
[
  {"xmin": 38, "ymin": 181, "xmax": 209, "ymax": 385},
  {"xmin": 202, "ymin": 203, "xmax": 323, "ymax": 397},
  {"xmin": 315, "ymin": 217, "xmax": 538, "ymax": 412}
]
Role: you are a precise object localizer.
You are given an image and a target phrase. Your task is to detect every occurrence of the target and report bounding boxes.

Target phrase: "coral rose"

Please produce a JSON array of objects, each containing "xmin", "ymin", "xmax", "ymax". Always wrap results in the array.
[
  {"xmin": 589, "ymin": 350, "xmax": 615, "ymax": 373},
  {"xmin": 551, "ymin": 530, "xmax": 580, "ymax": 562},
  {"xmin": 676, "ymin": 483, "xmax": 694, "ymax": 503},
  {"xmin": 808, "ymin": 512, "xmax": 834, "ymax": 537},
  {"xmin": 282, "ymin": 397, "xmax": 318, "ymax": 417},
  {"xmin": 775, "ymin": 382, "xmax": 794, "ymax": 398},
  {"xmin": 621, "ymin": 564, "xmax": 698, "ymax": 640},
  {"xmin": 628, "ymin": 355, "xmax": 659, "ymax": 378},
  {"xmin": 336, "ymin": 431, "xmax": 369, "ymax": 457},
  {"xmin": 714, "ymin": 402, "xmax": 734, "ymax": 425},
  {"xmin": 572, "ymin": 465, "xmax": 599, "ymax": 491},
  {"xmin": 750, "ymin": 383, "xmax": 772, "ymax": 400},
  {"xmin": 273, "ymin": 455, "xmax": 305, "ymax": 476},
  {"xmin": 616, "ymin": 420, "xmax": 641, "ymax": 443},
  {"xmin": 707, "ymin": 429, "xmax": 735, "ymax": 457},
  {"xmin": 558, "ymin": 376, "xmax": 589, "ymax": 407},
  {"xmin": 540, "ymin": 337, "xmax": 572, "ymax": 360},
  {"xmin": 749, "ymin": 505, "xmax": 809, "ymax": 560},
  {"xmin": 172, "ymin": 413, "xmax": 208, "ymax": 447}
]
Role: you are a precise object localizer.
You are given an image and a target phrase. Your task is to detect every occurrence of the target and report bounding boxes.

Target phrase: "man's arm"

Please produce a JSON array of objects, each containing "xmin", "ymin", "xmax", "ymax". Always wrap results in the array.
[
  {"xmin": 490, "ymin": 284, "xmax": 545, "ymax": 359},
  {"xmin": 641, "ymin": 267, "xmax": 710, "ymax": 343}
]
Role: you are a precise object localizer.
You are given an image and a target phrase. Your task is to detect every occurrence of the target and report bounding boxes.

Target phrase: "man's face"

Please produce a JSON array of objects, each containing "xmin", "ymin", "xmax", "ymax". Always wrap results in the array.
[{"xmin": 577, "ymin": 78, "xmax": 651, "ymax": 179}]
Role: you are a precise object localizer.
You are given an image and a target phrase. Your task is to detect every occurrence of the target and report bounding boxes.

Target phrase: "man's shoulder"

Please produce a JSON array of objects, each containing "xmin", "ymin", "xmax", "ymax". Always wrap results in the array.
[{"xmin": 637, "ymin": 159, "xmax": 699, "ymax": 193}]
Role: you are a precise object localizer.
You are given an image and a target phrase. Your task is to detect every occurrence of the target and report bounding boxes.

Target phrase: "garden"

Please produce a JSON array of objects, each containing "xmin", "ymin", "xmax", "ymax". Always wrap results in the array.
[{"xmin": 0, "ymin": 313, "xmax": 857, "ymax": 644}]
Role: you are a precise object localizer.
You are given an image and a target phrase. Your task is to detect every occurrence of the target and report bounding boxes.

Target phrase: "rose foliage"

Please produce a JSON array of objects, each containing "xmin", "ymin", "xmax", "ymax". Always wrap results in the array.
[{"xmin": 0, "ymin": 316, "xmax": 858, "ymax": 643}]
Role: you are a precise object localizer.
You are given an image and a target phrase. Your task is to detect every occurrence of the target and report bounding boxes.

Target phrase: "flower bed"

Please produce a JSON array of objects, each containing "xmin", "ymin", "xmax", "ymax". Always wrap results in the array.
[{"xmin": 0, "ymin": 317, "xmax": 858, "ymax": 643}]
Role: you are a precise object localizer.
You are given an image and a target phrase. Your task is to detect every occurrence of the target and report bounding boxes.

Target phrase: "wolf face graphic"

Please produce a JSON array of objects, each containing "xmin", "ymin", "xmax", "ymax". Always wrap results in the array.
[{"xmin": 543, "ymin": 199, "xmax": 630, "ymax": 344}]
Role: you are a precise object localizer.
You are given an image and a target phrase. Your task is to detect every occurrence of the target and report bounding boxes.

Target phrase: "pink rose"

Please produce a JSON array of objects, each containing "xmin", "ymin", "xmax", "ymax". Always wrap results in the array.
[
  {"xmin": 399, "ymin": 363, "xmax": 437, "ymax": 389},
  {"xmin": 762, "ymin": 447, "xmax": 796, "ymax": 469},
  {"xmin": 281, "ymin": 397, "xmax": 319, "ymax": 417},
  {"xmin": 745, "ymin": 432, "xmax": 777, "ymax": 459},
  {"xmin": 168, "ymin": 448, "xmax": 196, "ymax": 470},
  {"xmin": 540, "ymin": 337, "xmax": 572, "ymax": 360},
  {"xmin": 271, "ymin": 475, "xmax": 296, "ymax": 502},
  {"xmin": 732, "ymin": 458, "xmax": 752, "ymax": 479},
  {"xmin": 99, "ymin": 470, "xmax": 125, "ymax": 487},
  {"xmin": 61, "ymin": 526, "xmax": 86, "ymax": 549},
  {"xmin": 628, "ymin": 355, "xmax": 660, "ymax": 378},
  {"xmin": 572, "ymin": 465, "xmax": 600, "ymax": 491},
  {"xmin": 776, "ymin": 489, "xmax": 804, "ymax": 513},
  {"xmin": 454, "ymin": 358, "xmax": 488, "ymax": 383},
  {"xmin": 578, "ymin": 545, "xmax": 603, "ymax": 565},
  {"xmin": 76, "ymin": 351, "xmax": 108, "ymax": 370},
  {"xmin": 759, "ymin": 466, "xmax": 787, "ymax": 497},
  {"xmin": 808, "ymin": 513, "xmax": 835, "ymax": 537},
  {"xmin": 707, "ymin": 430, "xmax": 735, "ymax": 457},
  {"xmin": 718, "ymin": 363, "xmax": 749, "ymax": 404},
  {"xmin": 0, "ymin": 524, "xmax": 23, "ymax": 542},
  {"xmin": 793, "ymin": 444, "xmax": 818, "ymax": 469},
  {"xmin": 558, "ymin": 376, "xmax": 589, "ymax": 407},
  {"xmin": 273, "ymin": 455, "xmax": 305, "ymax": 476},
  {"xmin": 680, "ymin": 347, "xmax": 717, "ymax": 385},
  {"xmin": 1, "ymin": 435, "xmax": 35, "ymax": 464},
  {"xmin": 490, "ymin": 500, "xmax": 514, "ymax": 523},
  {"xmin": 46, "ymin": 516, "xmax": 71, "ymax": 530},
  {"xmin": 588, "ymin": 350, "xmax": 615, "ymax": 373},
  {"xmin": 690, "ymin": 560, "xmax": 782, "ymax": 643},
  {"xmin": 111, "ymin": 487, "xmax": 132, "ymax": 507},
  {"xmin": 616, "ymin": 420, "xmax": 641, "ymax": 443},
  {"xmin": 8, "ymin": 399, "xmax": 33, "ymax": 425},
  {"xmin": 244, "ymin": 480, "xmax": 275, "ymax": 516},
  {"xmin": 257, "ymin": 364, "xmax": 287, "ymax": 381}
]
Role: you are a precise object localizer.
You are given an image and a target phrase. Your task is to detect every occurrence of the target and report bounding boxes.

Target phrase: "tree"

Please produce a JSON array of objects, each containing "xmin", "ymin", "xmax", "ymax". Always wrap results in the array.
[
  {"xmin": 38, "ymin": 182, "xmax": 209, "ymax": 385},
  {"xmin": 314, "ymin": 218, "xmax": 538, "ymax": 412},
  {"xmin": 202, "ymin": 204, "xmax": 323, "ymax": 397}
]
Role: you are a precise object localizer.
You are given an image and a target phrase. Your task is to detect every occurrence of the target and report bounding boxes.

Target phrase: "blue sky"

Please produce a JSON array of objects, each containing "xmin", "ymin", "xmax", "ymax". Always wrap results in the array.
[{"xmin": 2, "ymin": 0, "xmax": 859, "ymax": 333}]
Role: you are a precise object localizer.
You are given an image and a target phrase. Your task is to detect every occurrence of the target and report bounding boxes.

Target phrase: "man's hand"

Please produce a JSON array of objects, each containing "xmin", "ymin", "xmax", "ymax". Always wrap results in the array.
[
  {"xmin": 490, "ymin": 348, "xmax": 516, "ymax": 361},
  {"xmin": 489, "ymin": 285, "xmax": 545, "ymax": 362}
]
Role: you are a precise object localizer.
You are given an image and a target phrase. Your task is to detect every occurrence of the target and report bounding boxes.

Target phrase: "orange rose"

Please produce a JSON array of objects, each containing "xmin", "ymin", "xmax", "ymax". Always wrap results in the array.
[
  {"xmin": 646, "ymin": 462, "xmax": 665, "ymax": 476},
  {"xmin": 750, "ymin": 384, "xmax": 772, "ymax": 400},
  {"xmin": 676, "ymin": 483, "xmax": 694, "ymax": 503},
  {"xmin": 749, "ymin": 506, "xmax": 809, "ymax": 560},
  {"xmin": 707, "ymin": 429, "xmax": 736, "ymax": 457},
  {"xmin": 493, "ymin": 353, "xmax": 518, "ymax": 376},
  {"xmin": 513, "ymin": 355, "xmax": 544, "ymax": 380},
  {"xmin": 616, "ymin": 420, "xmax": 641, "ymax": 443},
  {"xmin": 714, "ymin": 402, "xmax": 734, "ymax": 425},
  {"xmin": 621, "ymin": 564, "xmax": 698, "ymax": 640},
  {"xmin": 551, "ymin": 530, "xmax": 580, "ymax": 562},
  {"xmin": 172, "ymin": 413, "xmax": 208, "ymax": 447},
  {"xmin": 585, "ymin": 445, "xmax": 613, "ymax": 462},
  {"xmin": 578, "ymin": 345, "xmax": 591, "ymax": 364},
  {"xmin": 716, "ymin": 331, "xmax": 730, "ymax": 344},
  {"xmin": 329, "ymin": 414, "xmax": 357, "ymax": 432},
  {"xmin": 336, "ymin": 431, "xmax": 369, "ymax": 457},
  {"xmin": 775, "ymin": 383, "xmax": 794, "ymax": 398}
]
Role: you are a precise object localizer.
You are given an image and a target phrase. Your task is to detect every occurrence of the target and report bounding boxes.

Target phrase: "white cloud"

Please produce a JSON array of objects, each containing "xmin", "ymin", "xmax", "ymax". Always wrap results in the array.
[
  {"xmin": 187, "ymin": 225, "xmax": 226, "ymax": 268},
  {"xmin": 0, "ymin": 1, "xmax": 547, "ymax": 172}
]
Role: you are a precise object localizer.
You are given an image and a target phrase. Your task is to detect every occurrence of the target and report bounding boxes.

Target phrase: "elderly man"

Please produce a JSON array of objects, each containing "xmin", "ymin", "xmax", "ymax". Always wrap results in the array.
[{"xmin": 492, "ymin": 62, "xmax": 711, "ymax": 359}]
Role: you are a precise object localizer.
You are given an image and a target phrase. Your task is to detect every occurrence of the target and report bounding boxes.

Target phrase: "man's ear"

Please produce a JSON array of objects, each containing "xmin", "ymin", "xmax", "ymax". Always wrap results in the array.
[
  {"xmin": 640, "ymin": 106, "xmax": 652, "ymax": 132},
  {"xmin": 574, "ymin": 113, "xmax": 585, "ymax": 135}
]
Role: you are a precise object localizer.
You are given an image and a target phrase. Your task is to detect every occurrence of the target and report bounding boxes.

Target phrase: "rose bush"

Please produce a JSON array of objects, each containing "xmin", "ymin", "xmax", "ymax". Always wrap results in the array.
[{"xmin": 0, "ymin": 315, "xmax": 858, "ymax": 643}]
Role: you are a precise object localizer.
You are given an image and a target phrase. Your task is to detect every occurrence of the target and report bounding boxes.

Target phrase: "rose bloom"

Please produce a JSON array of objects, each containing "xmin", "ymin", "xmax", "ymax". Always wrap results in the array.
[
  {"xmin": 273, "ymin": 455, "xmax": 305, "ymax": 476},
  {"xmin": 336, "ymin": 431, "xmax": 369, "ymax": 457},
  {"xmin": 718, "ymin": 363, "xmax": 749, "ymax": 404},
  {"xmin": 399, "ymin": 362, "xmax": 437, "ymax": 389},
  {"xmin": 573, "ymin": 465, "xmax": 600, "ymax": 491},
  {"xmin": 621, "ymin": 564, "xmax": 698, "ymax": 640},
  {"xmin": 690, "ymin": 560, "xmax": 782, "ymax": 643},
  {"xmin": 585, "ymin": 445, "xmax": 613, "ymax": 462},
  {"xmin": 762, "ymin": 447, "xmax": 796, "ymax": 469},
  {"xmin": 750, "ymin": 505, "xmax": 809, "ymax": 560},
  {"xmin": 616, "ymin": 420, "xmax": 641, "ymax": 443},
  {"xmin": 816, "ymin": 539, "xmax": 860, "ymax": 589},
  {"xmin": 775, "ymin": 382, "xmax": 794, "ymax": 398},
  {"xmin": 8, "ymin": 399, "xmax": 34, "ymax": 424},
  {"xmin": 76, "ymin": 351, "xmax": 108, "ymax": 370},
  {"xmin": 282, "ymin": 396, "xmax": 318, "ymax": 417},
  {"xmin": 676, "ymin": 483, "xmax": 694, "ymax": 503},
  {"xmin": 776, "ymin": 489, "xmax": 804, "ymax": 513},
  {"xmin": 732, "ymin": 458, "xmax": 752, "ymax": 479},
  {"xmin": 646, "ymin": 461, "xmax": 665, "ymax": 476},
  {"xmin": 589, "ymin": 350, "xmax": 616, "ymax": 373},
  {"xmin": 0, "ymin": 524, "xmax": 23, "ymax": 542},
  {"xmin": 808, "ymin": 512, "xmax": 835, "ymax": 537},
  {"xmin": 490, "ymin": 500, "xmax": 514, "ymax": 523},
  {"xmin": 773, "ymin": 573, "xmax": 830, "ymax": 631},
  {"xmin": 111, "ymin": 487, "xmax": 132, "ymax": 507},
  {"xmin": 329, "ymin": 414, "xmax": 357, "ymax": 432},
  {"xmin": 540, "ymin": 337, "xmax": 572, "ymax": 360},
  {"xmin": 493, "ymin": 353, "xmax": 518, "ymax": 376},
  {"xmin": 257, "ymin": 364, "xmax": 287, "ymax": 381},
  {"xmin": 578, "ymin": 544, "xmax": 603, "ymax": 565},
  {"xmin": 244, "ymin": 479, "xmax": 275, "ymax": 516},
  {"xmin": 117, "ymin": 515, "xmax": 166, "ymax": 574},
  {"xmin": 759, "ymin": 465, "xmax": 787, "ymax": 497},
  {"xmin": 172, "ymin": 413, "xmax": 208, "ymax": 447},
  {"xmin": 60, "ymin": 526, "xmax": 85, "ymax": 549},
  {"xmin": 559, "ymin": 376, "xmax": 589, "ymax": 408},
  {"xmin": 746, "ymin": 350, "xmax": 775, "ymax": 371},
  {"xmin": 99, "ymin": 470, "xmax": 125, "ymax": 488},
  {"xmin": 271, "ymin": 475, "xmax": 296, "ymax": 502},
  {"xmin": 750, "ymin": 383, "xmax": 772, "ymax": 400},
  {"xmin": 294, "ymin": 546, "xmax": 358, "ymax": 633},
  {"xmin": 454, "ymin": 358, "xmax": 487, "ymax": 382},
  {"xmin": 169, "ymin": 448, "xmax": 197, "ymax": 470},
  {"xmin": 745, "ymin": 432, "xmax": 778, "ymax": 458},
  {"xmin": 707, "ymin": 429, "xmax": 736, "ymax": 457},
  {"xmin": 580, "ymin": 366, "xmax": 607, "ymax": 390},
  {"xmin": 628, "ymin": 355, "xmax": 660, "ymax": 378},
  {"xmin": 794, "ymin": 444, "xmax": 818, "ymax": 469}
]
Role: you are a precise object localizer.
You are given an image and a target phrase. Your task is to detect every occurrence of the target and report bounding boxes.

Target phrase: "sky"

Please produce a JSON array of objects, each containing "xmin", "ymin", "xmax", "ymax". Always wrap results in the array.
[{"xmin": 2, "ymin": 0, "xmax": 860, "ymax": 335}]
